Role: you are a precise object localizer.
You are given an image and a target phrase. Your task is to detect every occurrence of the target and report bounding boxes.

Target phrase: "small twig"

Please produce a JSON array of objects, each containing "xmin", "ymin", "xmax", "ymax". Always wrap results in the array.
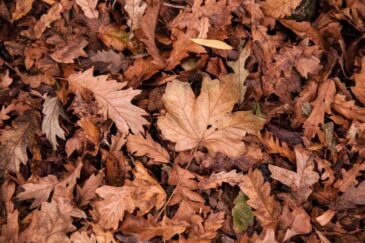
[
  {"xmin": 163, "ymin": 2, "xmax": 186, "ymax": 9},
  {"xmin": 156, "ymin": 146, "xmax": 198, "ymax": 220}
]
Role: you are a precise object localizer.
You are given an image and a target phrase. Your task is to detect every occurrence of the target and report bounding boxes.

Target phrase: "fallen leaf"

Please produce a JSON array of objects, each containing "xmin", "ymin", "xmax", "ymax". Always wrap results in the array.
[
  {"xmin": 70, "ymin": 231, "xmax": 97, "ymax": 243},
  {"xmin": 0, "ymin": 210, "xmax": 19, "ymax": 243},
  {"xmin": 98, "ymin": 25, "xmax": 129, "ymax": 51},
  {"xmin": 198, "ymin": 170, "xmax": 244, "ymax": 190},
  {"xmin": 90, "ymin": 223, "xmax": 117, "ymax": 243},
  {"xmin": 232, "ymin": 191, "xmax": 254, "ymax": 233},
  {"xmin": 19, "ymin": 202, "xmax": 76, "ymax": 243},
  {"xmin": 261, "ymin": 0, "xmax": 301, "ymax": 19},
  {"xmin": 127, "ymin": 132, "xmax": 170, "ymax": 164},
  {"xmin": 50, "ymin": 39, "xmax": 88, "ymax": 63},
  {"xmin": 334, "ymin": 162, "xmax": 365, "ymax": 192},
  {"xmin": 33, "ymin": 3, "xmax": 64, "ymax": 39},
  {"xmin": 77, "ymin": 171, "xmax": 104, "ymax": 207},
  {"xmin": 68, "ymin": 68, "xmax": 149, "ymax": 134},
  {"xmin": 90, "ymin": 50, "xmax": 128, "ymax": 74},
  {"xmin": 0, "ymin": 70, "xmax": 13, "ymax": 89},
  {"xmin": 124, "ymin": 0, "xmax": 147, "ymax": 32},
  {"xmin": 239, "ymin": 169, "xmax": 279, "ymax": 226},
  {"xmin": 269, "ymin": 147, "xmax": 319, "ymax": 203},
  {"xmin": 76, "ymin": 0, "xmax": 99, "ymax": 19},
  {"xmin": 315, "ymin": 209, "xmax": 336, "ymax": 226},
  {"xmin": 158, "ymin": 77, "xmax": 265, "ymax": 157},
  {"xmin": 260, "ymin": 131, "xmax": 296, "ymax": 163},
  {"xmin": 190, "ymin": 38, "xmax": 233, "ymax": 50},
  {"xmin": 93, "ymin": 161, "xmax": 166, "ymax": 230},
  {"xmin": 352, "ymin": 58, "xmax": 365, "ymax": 105},
  {"xmin": 12, "ymin": 0, "xmax": 34, "ymax": 21},
  {"xmin": 121, "ymin": 214, "xmax": 188, "ymax": 241},
  {"xmin": 332, "ymin": 94, "xmax": 365, "ymax": 122},
  {"xmin": 42, "ymin": 96, "xmax": 66, "ymax": 150},
  {"xmin": 283, "ymin": 206, "xmax": 312, "ymax": 241},
  {"xmin": 337, "ymin": 181, "xmax": 365, "ymax": 208}
]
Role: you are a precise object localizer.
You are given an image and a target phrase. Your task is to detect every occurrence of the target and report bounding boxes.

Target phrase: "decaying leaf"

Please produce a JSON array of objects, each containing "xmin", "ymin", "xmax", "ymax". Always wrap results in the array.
[
  {"xmin": 239, "ymin": 169, "xmax": 280, "ymax": 226},
  {"xmin": 232, "ymin": 192, "xmax": 254, "ymax": 233},
  {"xmin": 269, "ymin": 147, "xmax": 319, "ymax": 203},
  {"xmin": 68, "ymin": 68, "xmax": 149, "ymax": 134},
  {"xmin": 158, "ymin": 77, "xmax": 265, "ymax": 158},
  {"xmin": 127, "ymin": 132, "xmax": 170, "ymax": 164},
  {"xmin": 42, "ymin": 96, "xmax": 66, "ymax": 150},
  {"xmin": 0, "ymin": 210, "xmax": 19, "ymax": 243}
]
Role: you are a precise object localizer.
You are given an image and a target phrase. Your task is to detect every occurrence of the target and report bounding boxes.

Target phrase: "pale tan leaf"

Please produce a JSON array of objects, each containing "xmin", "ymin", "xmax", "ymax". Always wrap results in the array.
[
  {"xmin": 127, "ymin": 133, "xmax": 170, "ymax": 164},
  {"xmin": 239, "ymin": 169, "xmax": 279, "ymax": 226},
  {"xmin": 52, "ymin": 183, "xmax": 86, "ymax": 218},
  {"xmin": 70, "ymin": 231, "xmax": 97, "ymax": 243},
  {"xmin": 124, "ymin": 0, "xmax": 147, "ymax": 32},
  {"xmin": 0, "ymin": 70, "xmax": 13, "ymax": 89},
  {"xmin": 12, "ymin": 0, "xmax": 34, "ymax": 21},
  {"xmin": 0, "ymin": 210, "xmax": 19, "ymax": 243},
  {"xmin": 34, "ymin": 3, "xmax": 64, "ymax": 39},
  {"xmin": 334, "ymin": 162, "xmax": 365, "ymax": 192},
  {"xmin": 90, "ymin": 223, "xmax": 117, "ymax": 243},
  {"xmin": 76, "ymin": 0, "xmax": 99, "ymax": 19},
  {"xmin": 269, "ymin": 147, "xmax": 319, "ymax": 203},
  {"xmin": 198, "ymin": 170, "xmax": 244, "ymax": 190},
  {"xmin": 19, "ymin": 202, "xmax": 76, "ymax": 243},
  {"xmin": 42, "ymin": 96, "xmax": 66, "ymax": 150},
  {"xmin": 77, "ymin": 171, "xmax": 104, "ymax": 207},
  {"xmin": 158, "ymin": 77, "xmax": 265, "ymax": 157},
  {"xmin": 121, "ymin": 215, "xmax": 188, "ymax": 241},
  {"xmin": 68, "ymin": 68, "xmax": 149, "ymax": 134},
  {"xmin": 190, "ymin": 38, "xmax": 233, "ymax": 50},
  {"xmin": 261, "ymin": 0, "xmax": 301, "ymax": 19},
  {"xmin": 51, "ymin": 39, "xmax": 88, "ymax": 63},
  {"xmin": 316, "ymin": 209, "xmax": 335, "ymax": 226}
]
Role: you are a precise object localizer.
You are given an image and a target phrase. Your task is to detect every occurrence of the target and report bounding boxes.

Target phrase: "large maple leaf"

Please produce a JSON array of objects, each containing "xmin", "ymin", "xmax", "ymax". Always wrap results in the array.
[
  {"xmin": 157, "ymin": 77, "xmax": 265, "ymax": 157},
  {"xmin": 68, "ymin": 68, "xmax": 149, "ymax": 134}
]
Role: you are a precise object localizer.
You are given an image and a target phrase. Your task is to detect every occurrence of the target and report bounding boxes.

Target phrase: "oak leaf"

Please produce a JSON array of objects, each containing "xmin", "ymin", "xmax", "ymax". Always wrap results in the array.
[
  {"xmin": 76, "ymin": 0, "xmax": 99, "ymax": 19},
  {"xmin": 121, "ymin": 214, "xmax": 188, "ymax": 241},
  {"xmin": 42, "ymin": 96, "xmax": 66, "ymax": 150},
  {"xmin": 77, "ymin": 171, "xmax": 104, "ymax": 207},
  {"xmin": 19, "ymin": 202, "xmax": 76, "ymax": 243},
  {"xmin": 98, "ymin": 25, "xmax": 129, "ymax": 51},
  {"xmin": 93, "ymin": 162, "xmax": 166, "ymax": 230},
  {"xmin": 239, "ymin": 169, "xmax": 280, "ymax": 226},
  {"xmin": 50, "ymin": 39, "xmax": 88, "ymax": 63},
  {"xmin": 12, "ymin": 0, "xmax": 34, "ymax": 21},
  {"xmin": 261, "ymin": 0, "xmax": 301, "ymax": 19},
  {"xmin": 33, "ymin": 3, "xmax": 64, "ymax": 39},
  {"xmin": 127, "ymin": 132, "xmax": 170, "ymax": 164},
  {"xmin": 68, "ymin": 68, "xmax": 149, "ymax": 134},
  {"xmin": 269, "ymin": 147, "xmax": 319, "ymax": 203},
  {"xmin": 90, "ymin": 223, "xmax": 117, "ymax": 243},
  {"xmin": 303, "ymin": 79, "xmax": 336, "ymax": 138},
  {"xmin": 157, "ymin": 77, "xmax": 265, "ymax": 157},
  {"xmin": 124, "ymin": 0, "xmax": 147, "ymax": 32},
  {"xmin": 334, "ymin": 162, "xmax": 365, "ymax": 192},
  {"xmin": 260, "ymin": 131, "xmax": 296, "ymax": 162},
  {"xmin": 198, "ymin": 170, "xmax": 244, "ymax": 190}
]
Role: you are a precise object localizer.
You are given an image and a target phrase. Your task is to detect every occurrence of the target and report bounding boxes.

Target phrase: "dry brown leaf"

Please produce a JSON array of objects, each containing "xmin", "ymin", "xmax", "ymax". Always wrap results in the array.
[
  {"xmin": 0, "ymin": 70, "xmax": 13, "ymax": 89},
  {"xmin": 261, "ymin": 0, "xmax": 301, "ymax": 19},
  {"xmin": 33, "ymin": 3, "xmax": 64, "ymax": 39},
  {"xmin": 0, "ymin": 210, "xmax": 19, "ymax": 243},
  {"xmin": 352, "ymin": 58, "xmax": 365, "ymax": 105},
  {"xmin": 260, "ymin": 131, "xmax": 296, "ymax": 162},
  {"xmin": 68, "ymin": 68, "xmax": 149, "ymax": 134},
  {"xmin": 198, "ymin": 170, "xmax": 244, "ymax": 190},
  {"xmin": 42, "ymin": 96, "xmax": 66, "ymax": 150},
  {"xmin": 98, "ymin": 25, "xmax": 129, "ymax": 51},
  {"xmin": 332, "ymin": 94, "xmax": 365, "ymax": 122},
  {"xmin": 12, "ymin": 0, "xmax": 34, "ymax": 21},
  {"xmin": 334, "ymin": 162, "xmax": 365, "ymax": 192},
  {"xmin": 168, "ymin": 165, "xmax": 205, "ymax": 206},
  {"xmin": 21, "ymin": 74, "xmax": 56, "ymax": 88},
  {"xmin": 304, "ymin": 79, "xmax": 336, "ymax": 139},
  {"xmin": 124, "ymin": 0, "xmax": 147, "ymax": 32},
  {"xmin": 52, "ymin": 182, "xmax": 86, "ymax": 218},
  {"xmin": 166, "ymin": 30, "xmax": 206, "ymax": 70},
  {"xmin": 239, "ymin": 169, "xmax": 280, "ymax": 226},
  {"xmin": 90, "ymin": 223, "xmax": 117, "ymax": 243},
  {"xmin": 121, "ymin": 214, "xmax": 188, "ymax": 241},
  {"xmin": 17, "ymin": 163, "xmax": 82, "ymax": 209},
  {"xmin": 19, "ymin": 202, "xmax": 76, "ymax": 243},
  {"xmin": 283, "ymin": 206, "xmax": 312, "ymax": 241},
  {"xmin": 315, "ymin": 209, "xmax": 336, "ymax": 226},
  {"xmin": 93, "ymin": 161, "xmax": 166, "ymax": 230},
  {"xmin": 90, "ymin": 50, "xmax": 128, "ymax": 74},
  {"xmin": 158, "ymin": 77, "xmax": 265, "ymax": 158},
  {"xmin": 50, "ymin": 39, "xmax": 88, "ymax": 63},
  {"xmin": 127, "ymin": 132, "xmax": 170, "ymax": 164},
  {"xmin": 140, "ymin": 2, "xmax": 165, "ymax": 67},
  {"xmin": 70, "ymin": 231, "xmax": 97, "ymax": 243},
  {"xmin": 191, "ymin": 38, "xmax": 233, "ymax": 50},
  {"xmin": 183, "ymin": 212, "xmax": 225, "ymax": 243},
  {"xmin": 76, "ymin": 0, "xmax": 99, "ymax": 19},
  {"xmin": 77, "ymin": 118, "xmax": 100, "ymax": 145},
  {"xmin": 77, "ymin": 171, "xmax": 104, "ymax": 207},
  {"xmin": 269, "ymin": 147, "xmax": 319, "ymax": 203}
]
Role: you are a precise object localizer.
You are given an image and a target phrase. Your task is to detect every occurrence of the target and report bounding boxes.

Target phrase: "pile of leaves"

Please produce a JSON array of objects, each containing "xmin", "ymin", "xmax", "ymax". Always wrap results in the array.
[{"xmin": 0, "ymin": 0, "xmax": 365, "ymax": 242}]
